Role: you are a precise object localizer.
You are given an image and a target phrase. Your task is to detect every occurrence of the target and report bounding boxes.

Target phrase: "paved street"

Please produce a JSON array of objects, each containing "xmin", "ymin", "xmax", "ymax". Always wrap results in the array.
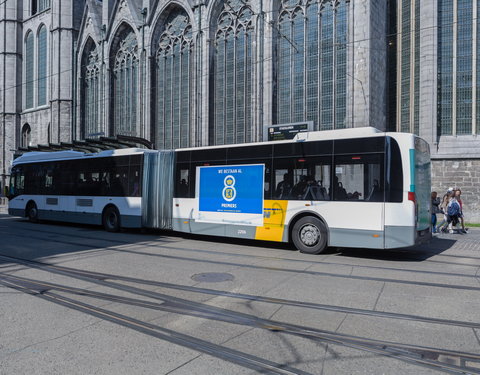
[{"xmin": 0, "ymin": 213, "xmax": 480, "ymax": 374}]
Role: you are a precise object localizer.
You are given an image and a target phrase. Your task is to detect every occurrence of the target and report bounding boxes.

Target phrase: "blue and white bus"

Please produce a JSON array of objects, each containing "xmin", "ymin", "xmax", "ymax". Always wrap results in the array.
[{"xmin": 7, "ymin": 128, "xmax": 431, "ymax": 254}]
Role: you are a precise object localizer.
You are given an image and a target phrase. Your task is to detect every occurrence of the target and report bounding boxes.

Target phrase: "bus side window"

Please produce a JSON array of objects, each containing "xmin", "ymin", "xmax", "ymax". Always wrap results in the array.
[
  {"xmin": 333, "ymin": 154, "xmax": 384, "ymax": 201},
  {"xmin": 273, "ymin": 157, "xmax": 330, "ymax": 201},
  {"xmin": 175, "ymin": 166, "xmax": 189, "ymax": 198},
  {"xmin": 129, "ymin": 167, "xmax": 141, "ymax": 197},
  {"xmin": 16, "ymin": 168, "xmax": 25, "ymax": 195},
  {"xmin": 44, "ymin": 164, "xmax": 57, "ymax": 194}
]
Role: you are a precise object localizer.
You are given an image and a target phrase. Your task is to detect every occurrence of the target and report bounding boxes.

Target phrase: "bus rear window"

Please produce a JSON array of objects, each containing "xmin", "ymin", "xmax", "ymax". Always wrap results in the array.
[{"xmin": 385, "ymin": 137, "xmax": 403, "ymax": 202}]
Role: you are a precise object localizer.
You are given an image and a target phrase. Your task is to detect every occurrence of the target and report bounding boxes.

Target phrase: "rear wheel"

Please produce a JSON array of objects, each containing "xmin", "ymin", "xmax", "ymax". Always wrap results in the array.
[
  {"xmin": 103, "ymin": 206, "xmax": 121, "ymax": 232},
  {"xmin": 292, "ymin": 216, "xmax": 328, "ymax": 254},
  {"xmin": 26, "ymin": 202, "xmax": 39, "ymax": 223}
]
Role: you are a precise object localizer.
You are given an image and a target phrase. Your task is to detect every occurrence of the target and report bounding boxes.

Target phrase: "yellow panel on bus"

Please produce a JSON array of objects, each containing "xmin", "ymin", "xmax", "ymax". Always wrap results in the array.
[{"xmin": 255, "ymin": 200, "xmax": 288, "ymax": 242}]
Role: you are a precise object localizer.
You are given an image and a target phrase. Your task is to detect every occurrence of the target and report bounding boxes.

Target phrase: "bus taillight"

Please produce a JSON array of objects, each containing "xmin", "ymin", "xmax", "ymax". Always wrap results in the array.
[{"xmin": 408, "ymin": 191, "xmax": 416, "ymax": 203}]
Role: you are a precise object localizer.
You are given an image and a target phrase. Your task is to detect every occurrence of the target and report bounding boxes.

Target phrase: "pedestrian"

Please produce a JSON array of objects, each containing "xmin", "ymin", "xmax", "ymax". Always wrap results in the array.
[
  {"xmin": 446, "ymin": 193, "xmax": 461, "ymax": 233},
  {"xmin": 431, "ymin": 191, "xmax": 441, "ymax": 233},
  {"xmin": 454, "ymin": 189, "xmax": 467, "ymax": 233},
  {"xmin": 437, "ymin": 188, "xmax": 453, "ymax": 233}
]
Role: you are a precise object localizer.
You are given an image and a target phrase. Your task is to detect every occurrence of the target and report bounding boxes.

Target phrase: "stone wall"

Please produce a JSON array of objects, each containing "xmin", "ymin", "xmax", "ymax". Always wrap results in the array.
[{"xmin": 431, "ymin": 159, "xmax": 480, "ymax": 223}]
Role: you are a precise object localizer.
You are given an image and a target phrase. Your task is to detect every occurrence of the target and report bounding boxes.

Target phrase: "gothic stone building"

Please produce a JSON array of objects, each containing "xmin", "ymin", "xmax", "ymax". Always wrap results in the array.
[{"xmin": 1, "ymin": 0, "xmax": 480, "ymax": 221}]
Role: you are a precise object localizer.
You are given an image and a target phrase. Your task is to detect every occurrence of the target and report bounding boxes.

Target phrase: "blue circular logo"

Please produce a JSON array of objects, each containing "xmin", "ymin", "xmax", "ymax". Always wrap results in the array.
[{"xmin": 222, "ymin": 175, "xmax": 236, "ymax": 202}]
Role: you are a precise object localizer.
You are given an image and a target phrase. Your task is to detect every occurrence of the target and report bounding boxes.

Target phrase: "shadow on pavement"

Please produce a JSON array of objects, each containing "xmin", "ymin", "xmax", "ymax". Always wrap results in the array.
[
  {"xmin": 1, "ymin": 213, "xmax": 469, "ymax": 264},
  {"xmin": 334, "ymin": 235, "xmax": 459, "ymax": 262},
  {"xmin": 0, "ymin": 214, "xmax": 178, "ymax": 265}
]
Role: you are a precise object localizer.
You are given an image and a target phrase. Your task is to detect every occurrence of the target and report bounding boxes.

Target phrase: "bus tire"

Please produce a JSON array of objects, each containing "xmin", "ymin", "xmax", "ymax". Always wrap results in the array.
[
  {"xmin": 292, "ymin": 216, "xmax": 328, "ymax": 254},
  {"xmin": 26, "ymin": 202, "xmax": 39, "ymax": 223},
  {"xmin": 103, "ymin": 206, "xmax": 121, "ymax": 232}
]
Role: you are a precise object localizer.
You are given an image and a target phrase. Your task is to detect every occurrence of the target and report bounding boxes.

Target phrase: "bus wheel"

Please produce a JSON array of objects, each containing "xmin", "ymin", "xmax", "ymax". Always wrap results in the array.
[
  {"xmin": 26, "ymin": 202, "xmax": 39, "ymax": 223},
  {"xmin": 103, "ymin": 206, "xmax": 121, "ymax": 232},
  {"xmin": 292, "ymin": 216, "xmax": 327, "ymax": 254}
]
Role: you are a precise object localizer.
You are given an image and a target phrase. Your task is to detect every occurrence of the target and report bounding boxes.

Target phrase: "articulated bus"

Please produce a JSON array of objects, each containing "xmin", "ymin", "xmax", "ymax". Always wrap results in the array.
[{"xmin": 7, "ymin": 128, "xmax": 431, "ymax": 254}]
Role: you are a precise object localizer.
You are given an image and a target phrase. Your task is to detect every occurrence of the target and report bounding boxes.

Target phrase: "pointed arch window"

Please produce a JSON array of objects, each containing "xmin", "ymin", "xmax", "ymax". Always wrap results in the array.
[
  {"xmin": 25, "ymin": 32, "xmax": 34, "ymax": 109},
  {"xmin": 213, "ymin": 0, "xmax": 254, "ymax": 145},
  {"xmin": 83, "ymin": 45, "xmax": 101, "ymax": 138},
  {"xmin": 113, "ymin": 31, "xmax": 139, "ymax": 136},
  {"xmin": 22, "ymin": 124, "xmax": 31, "ymax": 148},
  {"xmin": 155, "ymin": 10, "xmax": 193, "ymax": 149},
  {"xmin": 276, "ymin": 0, "xmax": 348, "ymax": 130},
  {"xmin": 37, "ymin": 25, "xmax": 48, "ymax": 106}
]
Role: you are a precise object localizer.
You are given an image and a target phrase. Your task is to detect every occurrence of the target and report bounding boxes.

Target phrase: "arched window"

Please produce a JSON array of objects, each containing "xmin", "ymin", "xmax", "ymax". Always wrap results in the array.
[
  {"xmin": 21, "ymin": 124, "xmax": 31, "ymax": 148},
  {"xmin": 154, "ymin": 10, "xmax": 193, "ymax": 149},
  {"xmin": 37, "ymin": 25, "xmax": 47, "ymax": 106},
  {"xmin": 212, "ymin": 0, "xmax": 254, "ymax": 145},
  {"xmin": 25, "ymin": 31, "xmax": 34, "ymax": 109},
  {"xmin": 276, "ymin": 0, "xmax": 348, "ymax": 130},
  {"xmin": 112, "ymin": 30, "xmax": 139, "ymax": 136},
  {"xmin": 82, "ymin": 42, "xmax": 101, "ymax": 138}
]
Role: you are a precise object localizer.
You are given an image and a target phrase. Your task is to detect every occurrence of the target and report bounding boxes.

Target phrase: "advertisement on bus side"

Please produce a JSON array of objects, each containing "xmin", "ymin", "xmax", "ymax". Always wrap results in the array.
[{"xmin": 195, "ymin": 164, "xmax": 265, "ymax": 226}]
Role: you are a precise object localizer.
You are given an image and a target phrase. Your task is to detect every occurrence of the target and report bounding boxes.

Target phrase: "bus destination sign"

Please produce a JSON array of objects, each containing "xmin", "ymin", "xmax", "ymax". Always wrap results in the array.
[{"xmin": 268, "ymin": 123, "xmax": 309, "ymax": 141}]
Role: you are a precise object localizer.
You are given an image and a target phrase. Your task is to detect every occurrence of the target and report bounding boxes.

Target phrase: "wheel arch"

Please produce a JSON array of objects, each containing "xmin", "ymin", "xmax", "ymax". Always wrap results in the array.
[
  {"xmin": 102, "ymin": 203, "xmax": 120, "ymax": 216},
  {"xmin": 288, "ymin": 211, "xmax": 330, "ymax": 246},
  {"xmin": 25, "ymin": 199, "xmax": 37, "ymax": 217}
]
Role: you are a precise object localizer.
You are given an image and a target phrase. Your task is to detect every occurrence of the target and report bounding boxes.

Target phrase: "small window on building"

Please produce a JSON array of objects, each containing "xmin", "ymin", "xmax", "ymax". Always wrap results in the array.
[
  {"xmin": 21, "ymin": 124, "xmax": 32, "ymax": 148},
  {"xmin": 32, "ymin": 0, "xmax": 50, "ymax": 15}
]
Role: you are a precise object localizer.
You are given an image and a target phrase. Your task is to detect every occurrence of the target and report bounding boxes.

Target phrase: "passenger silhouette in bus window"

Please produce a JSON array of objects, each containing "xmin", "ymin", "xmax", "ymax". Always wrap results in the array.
[
  {"xmin": 275, "ymin": 173, "xmax": 292, "ymax": 199},
  {"xmin": 178, "ymin": 179, "xmax": 188, "ymax": 197}
]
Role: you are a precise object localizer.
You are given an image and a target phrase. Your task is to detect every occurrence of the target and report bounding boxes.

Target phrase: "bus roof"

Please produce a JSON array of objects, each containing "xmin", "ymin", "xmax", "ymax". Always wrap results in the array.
[
  {"xmin": 12, "ymin": 148, "xmax": 151, "ymax": 165},
  {"xmin": 176, "ymin": 127, "xmax": 386, "ymax": 152},
  {"xmin": 293, "ymin": 127, "xmax": 383, "ymax": 142}
]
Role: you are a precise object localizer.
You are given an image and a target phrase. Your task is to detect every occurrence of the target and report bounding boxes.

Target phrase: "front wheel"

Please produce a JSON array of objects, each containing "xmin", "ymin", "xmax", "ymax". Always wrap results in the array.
[
  {"xmin": 291, "ymin": 216, "xmax": 328, "ymax": 254},
  {"xmin": 26, "ymin": 202, "xmax": 39, "ymax": 223},
  {"xmin": 103, "ymin": 206, "xmax": 121, "ymax": 232}
]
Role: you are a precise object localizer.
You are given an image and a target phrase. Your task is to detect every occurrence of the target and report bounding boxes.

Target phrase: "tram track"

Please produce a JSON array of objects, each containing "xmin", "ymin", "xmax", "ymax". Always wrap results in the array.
[
  {"xmin": 0, "ymin": 262, "xmax": 479, "ymax": 374},
  {"xmin": 4, "ymin": 222, "xmax": 480, "ymax": 266},
  {"xmin": 3, "ymin": 222, "xmax": 480, "ymax": 269},
  {"xmin": 0, "ymin": 277, "xmax": 309, "ymax": 375},
  {"xmin": 4, "ymin": 229, "xmax": 480, "ymax": 292},
  {"xmin": 0, "ymin": 255, "xmax": 480, "ymax": 331}
]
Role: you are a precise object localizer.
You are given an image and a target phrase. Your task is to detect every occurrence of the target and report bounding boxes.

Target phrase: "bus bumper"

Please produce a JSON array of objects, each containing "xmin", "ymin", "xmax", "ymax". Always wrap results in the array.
[
  {"xmin": 415, "ymin": 227, "xmax": 432, "ymax": 245},
  {"xmin": 8, "ymin": 208, "xmax": 24, "ymax": 217},
  {"xmin": 384, "ymin": 226, "xmax": 431, "ymax": 248}
]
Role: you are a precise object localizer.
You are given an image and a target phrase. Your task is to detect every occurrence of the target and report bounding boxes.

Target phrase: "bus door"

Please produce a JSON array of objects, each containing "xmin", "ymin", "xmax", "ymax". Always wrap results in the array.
[{"xmin": 44, "ymin": 163, "xmax": 75, "ymax": 219}]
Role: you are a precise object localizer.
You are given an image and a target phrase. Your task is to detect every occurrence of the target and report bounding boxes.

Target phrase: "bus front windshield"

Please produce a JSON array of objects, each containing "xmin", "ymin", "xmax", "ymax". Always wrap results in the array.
[{"xmin": 8, "ymin": 167, "xmax": 24, "ymax": 198}]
